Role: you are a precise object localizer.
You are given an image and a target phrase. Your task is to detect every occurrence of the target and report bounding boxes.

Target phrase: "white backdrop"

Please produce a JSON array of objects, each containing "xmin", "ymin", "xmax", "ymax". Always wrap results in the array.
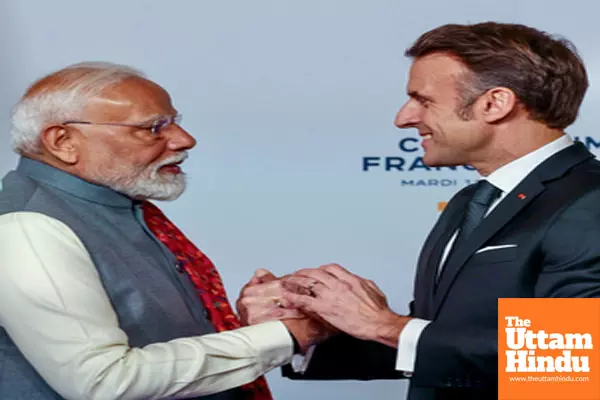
[{"xmin": 1, "ymin": 1, "xmax": 600, "ymax": 399}]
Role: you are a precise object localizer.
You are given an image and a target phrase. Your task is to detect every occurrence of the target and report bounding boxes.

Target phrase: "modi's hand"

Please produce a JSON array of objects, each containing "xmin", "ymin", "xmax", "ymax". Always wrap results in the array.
[{"xmin": 236, "ymin": 269, "xmax": 305, "ymax": 325}]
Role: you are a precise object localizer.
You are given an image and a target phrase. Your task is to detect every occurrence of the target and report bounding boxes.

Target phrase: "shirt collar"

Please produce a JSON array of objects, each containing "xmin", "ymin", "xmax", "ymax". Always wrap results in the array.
[
  {"xmin": 485, "ymin": 135, "xmax": 574, "ymax": 194},
  {"xmin": 16, "ymin": 157, "xmax": 134, "ymax": 208}
]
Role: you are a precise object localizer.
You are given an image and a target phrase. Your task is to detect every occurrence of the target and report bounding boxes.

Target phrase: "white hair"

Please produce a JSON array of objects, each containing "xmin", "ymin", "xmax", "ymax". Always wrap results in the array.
[{"xmin": 10, "ymin": 61, "xmax": 146, "ymax": 154}]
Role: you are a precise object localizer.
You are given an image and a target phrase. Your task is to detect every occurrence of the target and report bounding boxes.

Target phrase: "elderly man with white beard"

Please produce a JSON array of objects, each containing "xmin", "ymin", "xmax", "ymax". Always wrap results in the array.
[{"xmin": 0, "ymin": 62, "xmax": 322, "ymax": 400}]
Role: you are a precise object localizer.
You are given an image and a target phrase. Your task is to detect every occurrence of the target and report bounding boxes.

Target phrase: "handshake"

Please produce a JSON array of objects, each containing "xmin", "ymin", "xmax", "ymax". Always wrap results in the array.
[{"xmin": 235, "ymin": 263, "xmax": 409, "ymax": 353}]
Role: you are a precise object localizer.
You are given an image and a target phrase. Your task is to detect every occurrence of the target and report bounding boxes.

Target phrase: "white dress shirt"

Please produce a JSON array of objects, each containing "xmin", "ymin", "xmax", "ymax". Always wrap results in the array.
[
  {"xmin": 0, "ymin": 212, "xmax": 294, "ymax": 399},
  {"xmin": 395, "ymin": 134, "xmax": 574, "ymax": 373}
]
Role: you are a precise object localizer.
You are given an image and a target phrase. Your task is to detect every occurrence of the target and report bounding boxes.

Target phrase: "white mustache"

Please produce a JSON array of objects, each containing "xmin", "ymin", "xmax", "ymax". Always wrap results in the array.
[{"xmin": 155, "ymin": 152, "xmax": 189, "ymax": 169}]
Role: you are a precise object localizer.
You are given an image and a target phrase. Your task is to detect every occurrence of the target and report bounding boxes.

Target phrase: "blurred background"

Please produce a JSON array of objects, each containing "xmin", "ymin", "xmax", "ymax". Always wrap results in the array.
[{"xmin": 1, "ymin": 1, "xmax": 598, "ymax": 398}]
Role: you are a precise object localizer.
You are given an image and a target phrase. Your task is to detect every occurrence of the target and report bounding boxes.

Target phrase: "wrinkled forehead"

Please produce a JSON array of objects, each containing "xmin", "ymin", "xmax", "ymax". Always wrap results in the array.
[{"xmin": 83, "ymin": 77, "xmax": 176, "ymax": 122}]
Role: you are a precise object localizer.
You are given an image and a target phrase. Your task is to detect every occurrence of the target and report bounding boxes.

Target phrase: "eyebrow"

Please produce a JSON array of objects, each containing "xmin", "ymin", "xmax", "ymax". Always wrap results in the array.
[
  {"xmin": 137, "ymin": 112, "xmax": 178, "ymax": 125},
  {"xmin": 407, "ymin": 90, "xmax": 434, "ymax": 103}
]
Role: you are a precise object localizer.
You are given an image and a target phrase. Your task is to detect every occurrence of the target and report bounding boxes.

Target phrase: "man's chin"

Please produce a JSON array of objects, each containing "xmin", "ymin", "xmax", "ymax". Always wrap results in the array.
[
  {"xmin": 148, "ymin": 191, "xmax": 185, "ymax": 202},
  {"xmin": 421, "ymin": 155, "xmax": 441, "ymax": 167},
  {"xmin": 422, "ymin": 154, "xmax": 463, "ymax": 168},
  {"xmin": 121, "ymin": 181, "xmax": 186, "ymax": 202},
  {"xmin": 145, "ymin": 184, "xmax": 186, "ymax": 201}
]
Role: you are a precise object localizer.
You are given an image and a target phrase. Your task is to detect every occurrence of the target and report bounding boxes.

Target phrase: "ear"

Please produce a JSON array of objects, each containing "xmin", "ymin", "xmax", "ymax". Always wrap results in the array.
[
  {"xmin": 479, "ymin": 87, "xmax": 517, "ymax": 123},
  {"xmin": 39, "ymin": 125, "xmax": 80, "ymax": 164}
]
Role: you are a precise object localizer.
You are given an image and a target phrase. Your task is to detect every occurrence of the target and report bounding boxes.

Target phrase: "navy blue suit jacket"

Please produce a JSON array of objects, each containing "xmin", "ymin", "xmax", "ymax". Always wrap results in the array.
[{"xmin": 283, "ymin": 142, "xmax": 600, "ymax": 399}]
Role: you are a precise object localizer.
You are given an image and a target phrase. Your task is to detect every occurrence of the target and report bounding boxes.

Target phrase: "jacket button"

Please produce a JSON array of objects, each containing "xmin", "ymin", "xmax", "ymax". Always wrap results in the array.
[{"xmin": 174, "ymin": 261, "xmax": 184, "ymax": 273}]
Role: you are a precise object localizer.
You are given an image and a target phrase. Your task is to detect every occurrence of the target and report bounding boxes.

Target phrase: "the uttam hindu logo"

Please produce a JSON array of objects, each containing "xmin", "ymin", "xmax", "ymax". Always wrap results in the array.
[
  {"xmin": 504, "ymin": 316, "xmax": 592, "ymax": 373},
  {"xmin": 498, "ymin": 299, "xmax": 600, "ymax": 400}
]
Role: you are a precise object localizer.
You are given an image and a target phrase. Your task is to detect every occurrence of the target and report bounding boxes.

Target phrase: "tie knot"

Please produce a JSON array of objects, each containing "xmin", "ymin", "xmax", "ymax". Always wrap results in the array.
[{"xmin": 472, "ymin": 180, "xmax": 500, "ymax": 206}]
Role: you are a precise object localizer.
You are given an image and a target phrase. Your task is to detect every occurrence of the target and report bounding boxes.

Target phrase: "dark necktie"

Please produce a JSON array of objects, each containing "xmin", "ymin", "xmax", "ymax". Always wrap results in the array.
[
  {"xmin": 437, "ymin": 180, "xmax": 501, "ymax": 279},
  {"xmin": 458, "ymin": 180, "xmax": 501, "ymax": 239}
]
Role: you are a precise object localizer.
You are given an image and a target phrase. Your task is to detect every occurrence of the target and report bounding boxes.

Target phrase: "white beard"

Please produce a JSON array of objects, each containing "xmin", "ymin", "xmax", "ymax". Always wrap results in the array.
[{"xmin": 90, "ymin": 152, "xmax": 188, "ymax": 201}]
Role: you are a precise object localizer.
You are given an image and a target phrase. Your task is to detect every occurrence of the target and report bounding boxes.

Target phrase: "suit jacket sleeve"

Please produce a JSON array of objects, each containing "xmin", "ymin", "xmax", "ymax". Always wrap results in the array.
[
  {"xmin": 282, "ymin": 333, "xmax": 405, "ymax": 380},
  {"xmin": 282, "ymin": 302, "xmax": 421, "ymax": 380}
]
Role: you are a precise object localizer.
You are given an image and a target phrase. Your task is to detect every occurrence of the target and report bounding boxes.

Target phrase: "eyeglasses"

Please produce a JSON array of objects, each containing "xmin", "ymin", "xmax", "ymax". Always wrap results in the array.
[{"xmin": 62, "ymin": 114, "xmax": 182, "ymax": 136}]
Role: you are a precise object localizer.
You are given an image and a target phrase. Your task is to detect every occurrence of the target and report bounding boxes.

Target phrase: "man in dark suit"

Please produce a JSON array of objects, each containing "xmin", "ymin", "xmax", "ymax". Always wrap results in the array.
[{"xmin": 238, "ymin": 22, "xmax": 600, "ymax": 399}]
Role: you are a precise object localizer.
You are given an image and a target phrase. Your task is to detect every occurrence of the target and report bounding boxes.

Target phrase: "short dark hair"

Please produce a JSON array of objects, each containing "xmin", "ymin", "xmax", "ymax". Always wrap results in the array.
[{"xmin": 405, "ymin": 22, "xmax": 588, "ymax": 129}]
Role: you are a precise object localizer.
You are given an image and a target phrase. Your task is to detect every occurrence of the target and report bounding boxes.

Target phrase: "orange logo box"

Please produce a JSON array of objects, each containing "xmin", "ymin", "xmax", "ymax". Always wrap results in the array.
[{"xmin": 498, "ymin": 298, "xmax": 600, "ymax": 400}]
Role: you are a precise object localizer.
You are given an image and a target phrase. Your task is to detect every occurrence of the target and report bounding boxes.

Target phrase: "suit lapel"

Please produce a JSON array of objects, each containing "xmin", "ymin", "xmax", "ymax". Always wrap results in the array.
[
  {"xmin": 431, "ymin": 141, "xmax": 594, "ymax": 317},
  {"xmin": 413, "ymin": 191, "xmax": 470, "ymax": 318}
]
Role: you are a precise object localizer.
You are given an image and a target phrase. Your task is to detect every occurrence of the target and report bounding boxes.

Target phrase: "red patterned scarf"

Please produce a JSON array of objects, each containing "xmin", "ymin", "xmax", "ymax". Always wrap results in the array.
[{"xmin": 142, "ymin": 201, "xmax": 273, "ymax": 400}]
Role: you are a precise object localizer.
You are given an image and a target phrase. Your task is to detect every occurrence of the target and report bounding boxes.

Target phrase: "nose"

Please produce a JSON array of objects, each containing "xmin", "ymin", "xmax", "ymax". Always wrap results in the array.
[
  {"xmin": 165, "ymin": 125, "xmax": 196, "ymax": 151},
  {"xmin": 394, "ymin": 101, "xmax": 421, "ymax": 129}
]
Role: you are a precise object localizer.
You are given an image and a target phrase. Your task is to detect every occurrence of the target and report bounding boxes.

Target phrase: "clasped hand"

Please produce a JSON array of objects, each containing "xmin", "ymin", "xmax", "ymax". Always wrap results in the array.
[
  {"xmin": 237, "ymin": 264, "xmax": 400, "ymax": 343},
  {"xmin": 236, "ymin": 269, "xmax": 304, "ymax": 325}
]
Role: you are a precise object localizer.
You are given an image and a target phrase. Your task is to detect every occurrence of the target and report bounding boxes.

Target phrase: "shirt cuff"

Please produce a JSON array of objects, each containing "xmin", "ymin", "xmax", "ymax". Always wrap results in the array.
[
  {"xmin": 237, "ymin": 320, "xmax": 295, "ymax": 369},
  {"xmin": 290, "ymin": 345, "xmax": 316, "ymax": 373},
  {"xmin": 395, "ymin": 318, "xmax": 431, "ymax": 375}
]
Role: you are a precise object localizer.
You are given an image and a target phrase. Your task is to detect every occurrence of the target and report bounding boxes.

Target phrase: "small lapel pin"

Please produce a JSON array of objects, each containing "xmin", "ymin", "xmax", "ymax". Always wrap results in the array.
[{"xmin": 517, "ymin": 193, "xmax": 527, "ymax": 200}]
